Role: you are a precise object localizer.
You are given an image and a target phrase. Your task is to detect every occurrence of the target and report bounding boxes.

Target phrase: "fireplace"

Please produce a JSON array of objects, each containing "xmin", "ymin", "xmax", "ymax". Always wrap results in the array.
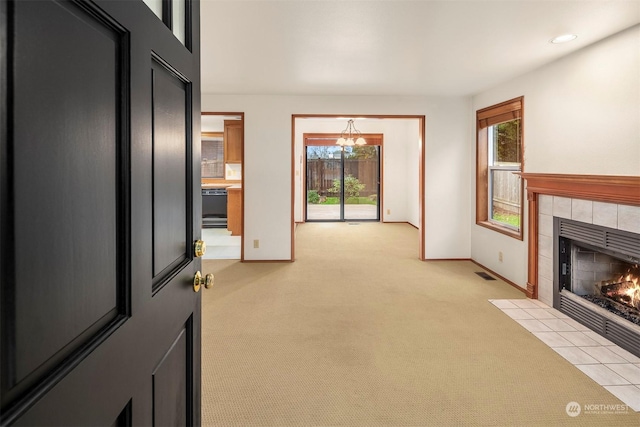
[{"xmin": 553, "ymin": 217, "xmax": 640, "ymax": 357}]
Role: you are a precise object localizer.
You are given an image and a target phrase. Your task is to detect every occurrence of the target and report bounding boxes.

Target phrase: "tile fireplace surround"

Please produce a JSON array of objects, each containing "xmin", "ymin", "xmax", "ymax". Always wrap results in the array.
[{"xmin": 521, "ymin": 174, "xmax": 640, "ymax": 302}]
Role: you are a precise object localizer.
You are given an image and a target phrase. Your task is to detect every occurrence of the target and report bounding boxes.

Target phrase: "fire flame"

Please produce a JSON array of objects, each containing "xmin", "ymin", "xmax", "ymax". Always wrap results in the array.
[
  {"xmin": 598, "ymin": 265, "xmax": 640, "ymax": 311},
  {"xmin": 621, "ymin": 273, "xmax": 639, "ymax": 309},
  {"xmin": 601, "ymin": 264, "xmax": 640, "ymax": 310}
]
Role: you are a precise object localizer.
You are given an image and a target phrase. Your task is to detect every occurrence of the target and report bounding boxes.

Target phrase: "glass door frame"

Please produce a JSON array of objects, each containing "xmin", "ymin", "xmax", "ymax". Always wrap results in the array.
[{"xmin": 303, "ymin": 134, "xmax": 383, "ymax": 223}]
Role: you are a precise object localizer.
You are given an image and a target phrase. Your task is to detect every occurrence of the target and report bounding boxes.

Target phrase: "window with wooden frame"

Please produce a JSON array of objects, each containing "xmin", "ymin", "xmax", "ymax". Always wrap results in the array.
[{"xmin": 476, "ymin": 97, "xmax": 524, "ymax": 240}]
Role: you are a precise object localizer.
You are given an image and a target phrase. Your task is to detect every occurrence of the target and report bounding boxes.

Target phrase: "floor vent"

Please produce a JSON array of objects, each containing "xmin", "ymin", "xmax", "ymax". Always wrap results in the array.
[
  {"xmin": 475, "ymin": 272, "xmax": 496, "ymax": 281},
  {"xmin": 348, "ymin": 223, "xmax": 360, "ymax": 225}
]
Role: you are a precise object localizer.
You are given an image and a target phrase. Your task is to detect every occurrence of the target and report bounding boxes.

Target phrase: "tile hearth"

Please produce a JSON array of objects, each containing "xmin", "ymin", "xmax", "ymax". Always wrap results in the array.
[{"xmin": 491, "ymin": 299, "xmax": 640, "ymax": 412}]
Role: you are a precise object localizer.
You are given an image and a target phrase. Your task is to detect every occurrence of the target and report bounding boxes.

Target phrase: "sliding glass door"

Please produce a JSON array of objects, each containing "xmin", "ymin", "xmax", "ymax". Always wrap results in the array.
[
  {"xmin": 343, "ymin": 145, "xmax": 379, "ymax": 220},
  {"xmin": 306, "ymin": 145, "xmax": 380, "ymax": 222}
]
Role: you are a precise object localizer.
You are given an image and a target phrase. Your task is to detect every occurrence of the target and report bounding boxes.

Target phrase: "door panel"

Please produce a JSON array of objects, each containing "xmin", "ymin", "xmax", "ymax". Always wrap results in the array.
[
  {"xmin": 5, "ymin": 0, "xmax": 128, "ymax": 405},
  {"xmin": 1, "ymin": 0, "xmax": 202, "ymax": 425},
  {"xmin": 153, "ymin": 327, "xmax": 189, "ymax": 427},
  {"xmin": 151, "ymin": 58, "xmax": 190, "ymax": 286}
]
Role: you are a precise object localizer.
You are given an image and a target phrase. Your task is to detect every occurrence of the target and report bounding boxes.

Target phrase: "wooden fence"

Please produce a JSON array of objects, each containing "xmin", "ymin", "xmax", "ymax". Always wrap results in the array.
[
  {"xmin": 492, "ymin": 170, "xmax": 521, "ymax": 215},
  {"xmin": 307, "ymin": 159, "xmax": 378, "ymax": 197}
]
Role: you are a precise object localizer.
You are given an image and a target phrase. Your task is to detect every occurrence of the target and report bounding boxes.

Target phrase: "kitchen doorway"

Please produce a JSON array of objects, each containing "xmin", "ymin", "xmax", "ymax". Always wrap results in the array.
[{"xmin": 201, "ymin": 112, "xmax": 244, "ymax": 260}]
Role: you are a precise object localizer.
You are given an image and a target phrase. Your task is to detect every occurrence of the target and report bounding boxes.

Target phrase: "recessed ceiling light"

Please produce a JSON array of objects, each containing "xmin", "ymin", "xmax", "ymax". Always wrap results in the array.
[{"xmin": 550, "ymin": 34, "xmax": 578, "ymax": 44}]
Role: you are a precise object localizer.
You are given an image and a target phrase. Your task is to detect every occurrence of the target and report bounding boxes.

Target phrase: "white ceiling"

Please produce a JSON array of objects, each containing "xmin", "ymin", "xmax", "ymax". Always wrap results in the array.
[{"xmin": 200, "ymin": 0, "xmax": 639, "ymax": 97}]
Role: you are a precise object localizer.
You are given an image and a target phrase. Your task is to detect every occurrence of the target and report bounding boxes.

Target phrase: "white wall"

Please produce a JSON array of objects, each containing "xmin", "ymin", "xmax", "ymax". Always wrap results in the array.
[
  {"xmin": 471, "ymin": 25, "xmax": 640, "ymax": 288},
  {"xmin": 201, "ymin": 95, "xmax": 471, "ymax": 260}
]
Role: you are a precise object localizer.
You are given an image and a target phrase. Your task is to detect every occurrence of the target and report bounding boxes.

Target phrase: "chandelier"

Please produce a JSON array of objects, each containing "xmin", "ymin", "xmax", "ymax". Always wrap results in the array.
[{"xmin": 336, "ymin": 119, "xmax": 366, "ymax": 147}]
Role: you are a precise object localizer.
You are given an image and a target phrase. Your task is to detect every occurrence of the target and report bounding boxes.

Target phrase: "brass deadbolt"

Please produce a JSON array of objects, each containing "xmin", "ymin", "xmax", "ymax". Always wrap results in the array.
[{"xmin": 194, "ymin": 240, "xmax": 206, "ymax": 257}]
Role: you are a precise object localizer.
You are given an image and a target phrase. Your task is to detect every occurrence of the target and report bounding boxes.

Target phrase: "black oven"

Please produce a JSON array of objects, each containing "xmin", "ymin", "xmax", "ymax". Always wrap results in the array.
[{"xmin": 202, "ymin": 188, "xmax": 227, "ymax": 228}]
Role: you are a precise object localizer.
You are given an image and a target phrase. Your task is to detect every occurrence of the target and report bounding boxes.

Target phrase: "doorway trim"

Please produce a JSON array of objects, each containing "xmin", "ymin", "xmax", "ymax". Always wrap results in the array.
[
  {"xmin": 202, "ymin": 111, "xmax": 245, "ymax": 261},
  {"xmin": 291, "ymin": 114, "xmax": 426, "ymax": 261}
]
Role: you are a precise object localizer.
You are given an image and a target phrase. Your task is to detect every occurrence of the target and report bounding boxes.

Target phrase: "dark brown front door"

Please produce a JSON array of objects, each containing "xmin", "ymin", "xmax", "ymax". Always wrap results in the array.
[{"xmin": 1, "ymin": 1, "xmax": 202, "ymax": 425}]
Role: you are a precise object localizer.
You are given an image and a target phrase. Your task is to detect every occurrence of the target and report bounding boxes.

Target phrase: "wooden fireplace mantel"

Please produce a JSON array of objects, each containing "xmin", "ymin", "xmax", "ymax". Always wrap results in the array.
[
  {"xmin": 521, "ymin": 173, "xmax": 640, "ymax": 206},
  {"xmin": 521, "ymin": 173, "xmax": 640, "ymax": 299}
]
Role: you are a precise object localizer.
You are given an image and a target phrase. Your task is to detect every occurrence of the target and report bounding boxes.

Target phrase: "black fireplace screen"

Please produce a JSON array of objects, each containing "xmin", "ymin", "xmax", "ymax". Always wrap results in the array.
[{"xmin": 554, "ymin": 218, "xmax": 640, "ymax": 356}]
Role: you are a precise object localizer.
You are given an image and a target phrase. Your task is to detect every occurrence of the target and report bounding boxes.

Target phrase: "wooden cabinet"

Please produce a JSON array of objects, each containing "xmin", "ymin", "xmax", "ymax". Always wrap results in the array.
[
  {"xmin": 227, "ymin": 186, "xmax": 242, "ymax": 236},
  {"xmin": 224, "ymin": 120, "xmax": 243, "ymax": 164}
]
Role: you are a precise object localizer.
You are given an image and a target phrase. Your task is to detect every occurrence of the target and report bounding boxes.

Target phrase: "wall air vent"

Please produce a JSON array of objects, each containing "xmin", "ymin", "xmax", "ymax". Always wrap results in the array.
[
  {"xmin": 558, "ymin": 221, "xmax": 604, "ymax": 247},
  {"xmin": 558, "ymin": 218, "xmax": 640, "ymax": 261},
  {"xmin": 606, "ymin": 233, "xmax": 640, "ymax": 262}
]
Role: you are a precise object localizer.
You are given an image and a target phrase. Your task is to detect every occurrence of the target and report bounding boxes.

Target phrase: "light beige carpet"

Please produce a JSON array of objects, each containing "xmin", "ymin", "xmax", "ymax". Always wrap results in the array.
[{"xmin": 201, "ymin": 222, "xmax": 640, "ymax": 426}]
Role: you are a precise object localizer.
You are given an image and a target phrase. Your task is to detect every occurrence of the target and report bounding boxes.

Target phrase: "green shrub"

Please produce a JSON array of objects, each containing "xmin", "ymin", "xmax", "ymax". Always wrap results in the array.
[
  {"xmin": 327, "ymin": 175, "xmax": 365, "ymax": 200},
  {"xmin": 307, "ymin": 190, "xmax": 320, "ymax": 204}
]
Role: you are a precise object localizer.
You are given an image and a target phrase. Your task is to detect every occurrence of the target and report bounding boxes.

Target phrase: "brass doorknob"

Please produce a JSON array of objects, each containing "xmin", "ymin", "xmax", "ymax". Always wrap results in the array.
[
  {"xmin": 193, "ymin": 271, "xmax": 214, "ymax": 292},
  {"xmin": 194, "ymin": 240, "xmax": 206, "ymax": 257}
]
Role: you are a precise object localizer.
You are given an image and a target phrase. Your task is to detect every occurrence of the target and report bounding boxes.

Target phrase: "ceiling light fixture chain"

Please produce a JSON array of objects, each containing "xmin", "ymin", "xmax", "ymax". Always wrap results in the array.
[{"xmin": 336, "ymin": 119, "xmax": 366, "ymax": 147}]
